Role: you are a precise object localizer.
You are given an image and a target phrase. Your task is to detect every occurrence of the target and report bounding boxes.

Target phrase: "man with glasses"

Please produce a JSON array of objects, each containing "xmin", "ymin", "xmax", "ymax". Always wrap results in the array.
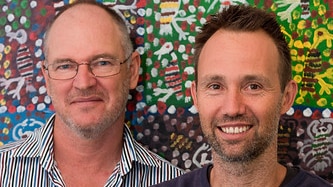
[{"xmin": 0, "ymin": 1, "xmax": 184, "ymax": 186}]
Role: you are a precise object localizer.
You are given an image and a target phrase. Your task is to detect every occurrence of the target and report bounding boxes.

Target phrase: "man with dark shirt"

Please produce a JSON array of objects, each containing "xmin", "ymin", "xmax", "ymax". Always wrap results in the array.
[{"xmin": 153, "ymin": 5, "xmax": 332, "ymax": 187}]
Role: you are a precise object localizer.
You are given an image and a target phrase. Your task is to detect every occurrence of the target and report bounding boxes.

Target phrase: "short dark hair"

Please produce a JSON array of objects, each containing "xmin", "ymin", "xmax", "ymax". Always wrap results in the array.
[
  {"xmin": 193, "ymin": 5, "xmax": 291, "ymax": 91},
  {"xmin": 43, "ymin": 0, "xmax": 133, "ymax": 60}
]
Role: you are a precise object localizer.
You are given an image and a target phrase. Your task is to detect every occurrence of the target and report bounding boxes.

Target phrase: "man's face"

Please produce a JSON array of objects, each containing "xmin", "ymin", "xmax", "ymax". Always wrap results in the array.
[
  {"xmin": 43, "ymin": 5, "xmax": 139, "ymax": 139},
  {"xmin": 192, "ymin": 30, "xmax": 295, "ymax": 163}
]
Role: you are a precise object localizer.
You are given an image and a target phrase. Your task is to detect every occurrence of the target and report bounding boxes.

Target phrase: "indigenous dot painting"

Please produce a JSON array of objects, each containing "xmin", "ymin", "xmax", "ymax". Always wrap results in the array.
[{"xmin": 0, "ymin": 0, "xmax": 332, "ymax": 184}]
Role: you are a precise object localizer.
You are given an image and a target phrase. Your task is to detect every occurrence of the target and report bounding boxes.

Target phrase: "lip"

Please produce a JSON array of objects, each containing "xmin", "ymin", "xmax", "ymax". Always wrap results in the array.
[{"xmin": 70, "ymin": 96, "xmax": 103, "ymax": 104}]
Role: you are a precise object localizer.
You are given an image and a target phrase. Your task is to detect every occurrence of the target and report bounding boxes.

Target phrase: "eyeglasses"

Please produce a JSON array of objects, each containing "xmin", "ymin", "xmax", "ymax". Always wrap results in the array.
[{"xmin": 43, "ymin": 55, "xmax": 131, "ymax": 80}]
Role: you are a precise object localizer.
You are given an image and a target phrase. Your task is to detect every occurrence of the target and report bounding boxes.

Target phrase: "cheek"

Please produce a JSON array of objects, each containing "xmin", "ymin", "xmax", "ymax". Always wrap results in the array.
[
  {"xmin": 46, "ymin": 81, "xmax": 70, "ymax": 102},
  {"xmin": 196, "ymin": 99, "xmax": 217, "ymax": 123},
  {"xmin": 255, "ymin": 100, "xmax": 282, "ymax": 129}
]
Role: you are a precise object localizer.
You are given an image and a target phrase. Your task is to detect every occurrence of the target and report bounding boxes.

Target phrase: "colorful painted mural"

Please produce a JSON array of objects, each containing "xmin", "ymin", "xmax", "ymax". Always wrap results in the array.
[{"xmin": 0, "ymin": 0, "xmax": 332, "ymax": 184}]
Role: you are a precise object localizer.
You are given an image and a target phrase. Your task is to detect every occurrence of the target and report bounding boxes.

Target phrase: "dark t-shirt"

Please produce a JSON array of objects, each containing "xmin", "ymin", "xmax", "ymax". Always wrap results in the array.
[{"xmin": 151, "ymin": 164, "xmax": 332, "ymax": 187}]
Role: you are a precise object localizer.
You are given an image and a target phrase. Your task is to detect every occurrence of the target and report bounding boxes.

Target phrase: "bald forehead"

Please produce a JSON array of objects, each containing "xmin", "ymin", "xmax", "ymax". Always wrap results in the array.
[
  {"xmin": 50, "ymin": 4, "xmax": 116, "ymax": 32},
  {"xmin": 45, "ymin": 3, "xmax": 121, "ymax": 46},
  {"xmin": 44, "ymin": 3, "xmax": 125, "ymax": 60}
]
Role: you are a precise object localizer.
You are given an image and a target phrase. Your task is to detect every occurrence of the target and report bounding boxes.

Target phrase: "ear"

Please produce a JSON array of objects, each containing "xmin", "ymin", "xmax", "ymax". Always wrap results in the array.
[
  {"xmin": 129, "ymin": 51, "xmax": 141, "ymax": 89},
  {"xmin": 41, "ymin": 61, "xmax": 50, "ymax": 92},
  {"xmin": 280, "ymin": 80, "xmax": 298, "ymax": 114},
  {"xmin": 191, "ymin": 81, "xmax": 198, "ymax": 108}
]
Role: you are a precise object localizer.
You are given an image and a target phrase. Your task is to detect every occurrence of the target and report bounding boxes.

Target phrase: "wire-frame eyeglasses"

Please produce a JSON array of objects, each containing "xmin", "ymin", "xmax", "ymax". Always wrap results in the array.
[{"xmin": 43, "ymin": 55, "xmax": 131, "ymax": 80}]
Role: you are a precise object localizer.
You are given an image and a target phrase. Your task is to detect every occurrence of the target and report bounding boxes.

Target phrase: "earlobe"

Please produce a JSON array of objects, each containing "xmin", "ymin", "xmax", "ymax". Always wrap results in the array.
[
  {"xmin": 129, "ymin": 51, "xmax": 141, "ymax": 89},
  {"xmin": 281, "ymin": 80, "xmax": 298, "ymax": 114}
]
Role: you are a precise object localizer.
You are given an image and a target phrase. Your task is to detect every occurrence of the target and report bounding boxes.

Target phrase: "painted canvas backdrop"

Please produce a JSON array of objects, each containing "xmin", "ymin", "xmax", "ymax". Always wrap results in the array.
[{"xmin": 0, "ymin": 0, "xmax": 332, "ymax": 183}]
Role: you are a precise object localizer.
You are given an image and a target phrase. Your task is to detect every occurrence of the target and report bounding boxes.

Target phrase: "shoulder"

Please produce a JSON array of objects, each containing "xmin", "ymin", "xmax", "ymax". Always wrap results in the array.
[
  {"xmin": 129, "ymin": 135, "xmax": 185, "ymax": 174},
  {"xmin": 120, "ymin": 126, "xmax": 184, "ymax": 185},
  {"xmin": 151, "ymin": 164, "xmax": 211, "ymax": 187},
  {"xmin": 0, "ymin": 115, "xmax": 54, "ymax": 158},
  {"xmin": 284, "ymin": 166, "xmax": 332, "ymax": 187},
  {"xmin": 121, "ymin": 126, "xmax": 184, "ymax": 178}
]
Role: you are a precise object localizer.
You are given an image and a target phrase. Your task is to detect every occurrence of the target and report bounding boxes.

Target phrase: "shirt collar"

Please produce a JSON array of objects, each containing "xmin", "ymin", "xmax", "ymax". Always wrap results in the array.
[
  {"xmin": 11, "ymin": 114, "xmax": 161, "ymax": 174},
  {"xmin": 119, "ymin": 124, "xmax": 161, "ymax": 175}
]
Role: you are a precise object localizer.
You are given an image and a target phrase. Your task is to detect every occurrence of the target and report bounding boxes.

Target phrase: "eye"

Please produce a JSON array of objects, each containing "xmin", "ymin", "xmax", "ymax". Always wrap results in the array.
[
  {"xmin": 93, "ymin": 59, "xmax": 117, "ymax": 67},
  {"xmin": 248, "ymin": 84, "xmax": 260, "ymax": 90},
  {"xmin": 244, "ymin": 83, "xmax": 262, "ymax": 92},
  {"xmin": 208, "ymin": 83, "xmax": 221, "ymax": 90},
  {"xmin": 53, "ymin": 62, "xmax": 76, "ymax": 71}
]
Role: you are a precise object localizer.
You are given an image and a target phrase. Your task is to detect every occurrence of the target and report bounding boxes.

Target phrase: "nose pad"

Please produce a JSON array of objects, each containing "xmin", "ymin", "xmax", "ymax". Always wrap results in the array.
[
  {"xmin": 77, "ymin": 63, "xmax": 95, "ymax": 76},
  {"xmin": 73, "ymin": 64, "xmax": 96, "ymax": 88}
]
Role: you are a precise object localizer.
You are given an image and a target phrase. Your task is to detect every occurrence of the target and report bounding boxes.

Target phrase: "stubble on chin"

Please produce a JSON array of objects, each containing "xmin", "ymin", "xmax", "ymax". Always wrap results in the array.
[{"xmin": 203, "ymin": 111, "xmax": 279, "ymax": 165}]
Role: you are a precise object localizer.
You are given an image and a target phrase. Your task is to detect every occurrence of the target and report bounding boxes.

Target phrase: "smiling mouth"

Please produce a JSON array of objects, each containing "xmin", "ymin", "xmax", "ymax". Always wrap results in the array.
[{"xmin": 220, "ymin": 126, "xmax": 251, "ymax": 134}]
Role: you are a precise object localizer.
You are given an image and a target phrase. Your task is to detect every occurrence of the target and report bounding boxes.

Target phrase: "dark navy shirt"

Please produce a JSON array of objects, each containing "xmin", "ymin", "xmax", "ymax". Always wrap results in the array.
[{"xmin": 152, "ymin": 164, "xmax": 332, "ymax": 187}]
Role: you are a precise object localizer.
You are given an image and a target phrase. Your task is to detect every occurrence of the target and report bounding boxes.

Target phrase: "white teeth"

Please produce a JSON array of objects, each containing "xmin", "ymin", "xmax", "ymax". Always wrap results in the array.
[{"xmin": 221, "ymin": 126, "xmax": 250, "ymax": 134}]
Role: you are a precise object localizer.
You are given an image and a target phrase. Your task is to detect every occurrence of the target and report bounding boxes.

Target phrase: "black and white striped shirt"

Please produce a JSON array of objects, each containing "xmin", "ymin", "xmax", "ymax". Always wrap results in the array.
[{"xmin": 0, "ymin": 114, "xmax": 184, "ymax": 186}]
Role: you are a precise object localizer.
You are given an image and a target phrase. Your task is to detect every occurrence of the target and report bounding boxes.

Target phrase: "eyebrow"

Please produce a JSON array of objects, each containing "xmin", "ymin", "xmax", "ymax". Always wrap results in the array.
[
  {"xmin": 199, "ymin": 74, "xmax": 271, "ymax": 86},
  {"xmin": 51, "ymin": 53, "xmax": 119, "ymax": 64},
  {"xmin": 198, "ymin": 75, "xmax": 225, "ymax": 87},
  {"xmin": 241, "ymin": 75, "xmax": 271, "ymax": 85},
  {"xmin": 90, "ymin": 53, "xmax": 118, "ymax": 60}
]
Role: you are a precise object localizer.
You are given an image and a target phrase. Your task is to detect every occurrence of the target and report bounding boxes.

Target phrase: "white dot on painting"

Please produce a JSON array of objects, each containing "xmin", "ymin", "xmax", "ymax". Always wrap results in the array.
[
  {"xmin": 171, "ymin": 159, "xmax": 178, "ymax": 166},
  {"xmin": 0, "ymin": 106, "xmax": 7, "ymax": 113},
  {"xmin": 322, "ymin": 108, "xmax": 331, "ymax": 118},
  {"xmin": 2, "ymin": 5, "xmax": 8, "ymax": 12},
  {"xmin": 20, "ymin": 16, "xmax": 27, "ymax": 24},
  {"xmin": 137, "ymin": 8, "xmax": 145, "ymax": 17},
  {"xmin": 37, "ymin": 103, "xmax": 46, "ymax": 111},
  {"xmin": 30, "ymin": 1, "xmax": 37, "ymax": 8},
  {"xmin": 152, "ymin": 135, "xmax": 159, "ymax": 142},
  {"xmin": 286, "ymin": 107, "xmax": 294, "ymax": 116},
  {"xmin": 167, "ymin": 105, "xmax": 176, "ymax": 114},
  {"xmin": 44, "ymin": 96, "xmax": 51, "ymax": 104},
  {"xmin": 136, "ymin": 27, "xmax": 144, "ymax": 35},
  {"xmin": 7, "ymin": 14, "xmax": 15, "ymax": 22},
  {"xmin": 5, "ymin": 25, "xmax": 12, "ymax": 32},
  {"xmin": 153, "ymin": 123, "xmax": 159, "ymax": 130},
  {"xmin": 178, "ymin": 45, "xmax": 185, "ymax": 53},
  {"xmin": 31, "ymin": 96, "xmax": 38, "ymax": 104},
  {"xmin": 151, "ymin": 68, "xmax": 158, "ymax": 77},
  {"xmin": 39, "ymin": 86, "xmax": 47, "ymax": 94},
  {"xmin": 182, "ymin": 152, "xmax": 189, "ymax": 161},
  {"xmin": 185, "ymin": 159, "xmax": 192, "ymax": 169},
  {"xmin": 17, "ymin": 105, "xmax": 26, "ymax": 113},
  {"xmin": 189, "ymin": 5, "xmax": 196, "ymax": 13},
  {"xmin": 173, "ymin": 149, "xmax": 180, "ymax": 157},
  {"xmin": 303, "ymin": 108, "xmax": 312, "ymax": 117},
  {"xmin": 0, "ymin": 44, "xmax": 4, "ymax": 52},
  {"xmin": 35, "ymin": 39, "xmax": 43, "ymax": 46},
  {"xmin": 35, "ymin": 49, "xmax": 42, "ymax": 57}
]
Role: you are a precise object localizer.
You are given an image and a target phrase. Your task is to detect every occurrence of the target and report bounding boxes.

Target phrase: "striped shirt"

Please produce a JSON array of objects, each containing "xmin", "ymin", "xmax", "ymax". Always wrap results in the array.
[{"xmin": 0, "ymin": 114, "xmax": 184, "ymax": 186}]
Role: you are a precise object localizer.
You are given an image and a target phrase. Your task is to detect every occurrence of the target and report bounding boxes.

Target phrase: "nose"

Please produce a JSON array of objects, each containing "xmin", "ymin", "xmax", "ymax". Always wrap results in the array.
[
  {"xmin": 222, "ymin": 89, "xmax": 246, "ymax": 117},
  {"xmin": 72, "ymin": 64, "xmax": 96, "ymax": 89}
]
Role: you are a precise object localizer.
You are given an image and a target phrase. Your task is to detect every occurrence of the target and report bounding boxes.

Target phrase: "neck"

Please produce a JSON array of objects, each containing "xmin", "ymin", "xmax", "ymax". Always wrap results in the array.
[
  {"xmin": 52, "ymin": 117, "xmax": 124, "ymax": 185},
  {"xmin": 210, "ymin": 146, "xmax": 286, "ymax": 187}
]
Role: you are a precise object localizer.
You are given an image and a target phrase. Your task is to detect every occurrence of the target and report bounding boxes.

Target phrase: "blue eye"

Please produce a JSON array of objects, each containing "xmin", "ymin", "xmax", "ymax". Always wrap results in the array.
[
  {"xmin": 97, "ymin": 60, "xmax": 111, "ymax": 66},
  {"xmin": 54, "ymin": 62, "xmax": 76, "ymax": 71},
  {"xmin": 93, "ymin": 59, "xmax": 117, "ymax": 67}
]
